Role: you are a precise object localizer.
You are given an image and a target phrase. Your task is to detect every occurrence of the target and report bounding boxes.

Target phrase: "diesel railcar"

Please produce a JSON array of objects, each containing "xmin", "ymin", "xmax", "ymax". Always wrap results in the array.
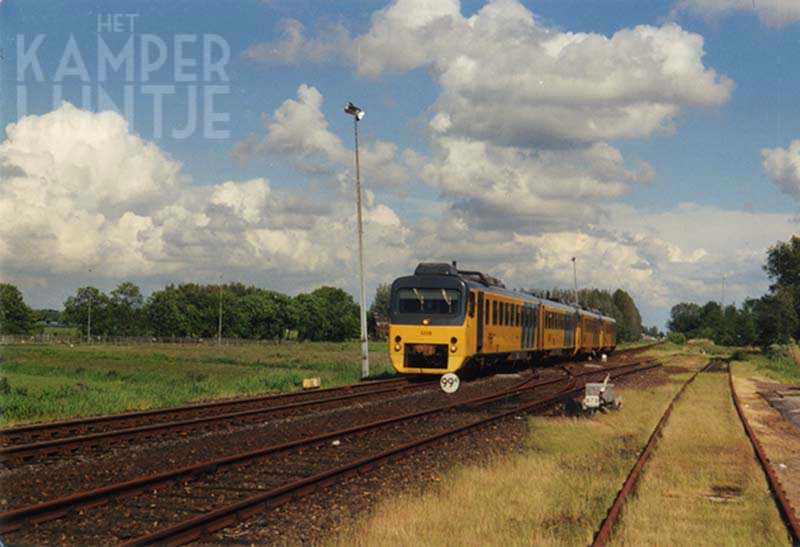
[{"xmin": 388, "ymin": 263, "xmax": 616, "ymax": 375}]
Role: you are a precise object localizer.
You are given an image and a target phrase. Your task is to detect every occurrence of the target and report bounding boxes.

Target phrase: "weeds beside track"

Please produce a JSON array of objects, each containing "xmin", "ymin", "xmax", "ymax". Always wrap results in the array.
[{"xmin": 1, "ymin": 358, "xmax": 659, "ymax": 544}]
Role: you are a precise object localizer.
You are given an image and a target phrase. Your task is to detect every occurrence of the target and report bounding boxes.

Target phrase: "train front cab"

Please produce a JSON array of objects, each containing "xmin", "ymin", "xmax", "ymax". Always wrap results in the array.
[{"xmin": 388, "ymin": 275, "xmax": 474, "ymax": 374}]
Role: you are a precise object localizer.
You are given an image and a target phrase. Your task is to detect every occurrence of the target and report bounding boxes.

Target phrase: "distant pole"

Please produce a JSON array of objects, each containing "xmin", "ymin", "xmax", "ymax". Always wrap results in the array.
[
  {"xmin": 571, "ymin": 257, "xmax": 578, "ymax": 306},
  {"xmin": 87, "ymin": 268, "xmax": 92, "ymax": 344},
  {"xmin": 344, "ymin": 101, "xmax": 369, "ymax": 379},
  {"xmin": 218, "ymin": 276, "xmax": 223, "ymax": 346},
  {"xmin": 721, "ymin": 274, "xmax": 726, "ymax": 306}
]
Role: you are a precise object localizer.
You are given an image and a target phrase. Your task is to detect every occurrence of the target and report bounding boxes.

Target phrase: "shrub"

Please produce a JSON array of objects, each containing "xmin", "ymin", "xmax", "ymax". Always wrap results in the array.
[{"xmin": 667, "ymin": 332, "xmax": 686, "ymax": 345}]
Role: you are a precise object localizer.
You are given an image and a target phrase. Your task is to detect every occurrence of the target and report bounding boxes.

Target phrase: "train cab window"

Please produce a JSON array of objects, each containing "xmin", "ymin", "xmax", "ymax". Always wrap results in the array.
[
  {"xmin": 396, "ymin": 288, "xmax": 461, "ymax": 315},
  {"xmin": 468, "ymin": 292, "xmax": 475, "ymax": 318},
  {"xmin": 492, "ymin": 300, "xmax": 497, "ymax": 325}
]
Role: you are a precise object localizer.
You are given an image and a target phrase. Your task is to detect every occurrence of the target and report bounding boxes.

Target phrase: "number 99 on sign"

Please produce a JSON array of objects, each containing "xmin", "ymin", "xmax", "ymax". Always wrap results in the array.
[{"xmin": 440, "ymin": 372, "xmax": 460, "ymax": 394}]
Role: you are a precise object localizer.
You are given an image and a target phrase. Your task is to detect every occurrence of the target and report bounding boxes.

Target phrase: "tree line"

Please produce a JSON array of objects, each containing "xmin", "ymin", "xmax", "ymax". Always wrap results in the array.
[
  {"xmin": 3, "ymin": 280, "xmax": 646, "ymax": 343},
  {"xmin": 0, "ymin": 282, "xmax": 360, "ymax": 342},
  {"xmin": 524, "ymin": 287, "xmax": 645, "ymax": 343},
  {"xmin": 668, "ymin": 235, "xmax": 800, "ymax": 347}
]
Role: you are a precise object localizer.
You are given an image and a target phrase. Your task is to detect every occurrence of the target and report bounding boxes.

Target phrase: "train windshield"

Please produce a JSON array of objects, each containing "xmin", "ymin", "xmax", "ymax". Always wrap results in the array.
[{"xmin": 395, "ymin": 288, "xmax": 462, "ymax": 315}]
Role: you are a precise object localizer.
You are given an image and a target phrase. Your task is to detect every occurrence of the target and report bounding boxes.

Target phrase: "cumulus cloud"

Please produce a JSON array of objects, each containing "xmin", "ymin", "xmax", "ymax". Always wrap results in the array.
[
  {"xmin": 242, "ymin": 19, "xmax": 351, "ymax": 65},
  {"xmin": 0, "ymin": 103, "xmax": 414, "ymax": 296},
  {"xmin": 233, "ymin": 84, "xmax": 410, "ymax": 186},
  {"xmin": 245, "ymin": 1, "xmax": 732, "ymax": 147},
  {"xmin": 242, "ymin": 1, "xmax": 731, "ymax": 237},
  {"xmin": 420, "ymin": 138, "xmax": 653, "ymax": 231},
  {"xmin": 676, "ymin": 0, "xmax": 800, "ymax": 27},
  {"xmin": 762, "ymin": 140, "xmax": 800, "ymax": 198},
  {"xmin": 353, "ymin": 0, "xmax": 732, "ymax": 148}
]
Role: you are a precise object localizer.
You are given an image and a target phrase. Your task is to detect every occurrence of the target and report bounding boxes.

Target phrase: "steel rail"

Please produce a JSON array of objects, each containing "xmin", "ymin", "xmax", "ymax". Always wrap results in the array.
[
  {"xmin": 0, "ymin": 346, "xmax": 660, "ymax": 462},
  {"xmin": 590, "ymin": 361, "xmax": 713, "ymax": 547},
  {"xmin": 0, "ymin": 359, "xmax": 653, "ymax": 535},
  {"xmin": 122, "ymin": 361, "xmax": 660, "ymax": 546},
  {"xmin": 0, "ymin": 342, "xmax": 660, "ymax": 444},
  {"xmin": 0, "ymin": 380, "xmax": 432, "ymax": 464},
  {"xmin": 728, "ymin": 367, "xmax": 800, "ymax": 544},
  {"xmin": 0, "ymin": 376, "xmax": 411, "ymax": 442}
]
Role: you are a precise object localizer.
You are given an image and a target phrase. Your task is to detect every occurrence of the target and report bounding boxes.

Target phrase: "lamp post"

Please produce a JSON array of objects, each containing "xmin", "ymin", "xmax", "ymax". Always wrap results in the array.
[
  {"xmin": 344, "ymin": 101, "xmax": 369, "ymax": 380},
  {"xmin": 218, "ymin": 275, "xmax": 223, "ymax": 346},
  {"xmin": 571, "ymin": 257, "xmax": 578, "ymax": 306},
  {"xmin": 87, "ymin": 268, "xmax": 92, "ymax": 344}
]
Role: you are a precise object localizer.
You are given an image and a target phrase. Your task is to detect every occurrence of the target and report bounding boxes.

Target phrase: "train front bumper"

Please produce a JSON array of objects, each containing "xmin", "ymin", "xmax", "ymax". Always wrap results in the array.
[{"xmin": 388, "ymin": 324, "xmax": 466, "ymax": 374}]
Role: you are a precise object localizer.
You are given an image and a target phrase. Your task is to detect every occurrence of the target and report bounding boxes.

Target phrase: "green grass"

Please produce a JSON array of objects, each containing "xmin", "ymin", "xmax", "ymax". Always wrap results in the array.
[
  {"xmin": 0, "ymin": 341, "xmax": 394, "ymax": 426},
  {"xmin": 610, "ymin": 372, "xmax": 789, "ymax": 546},
  {"xmin": 730, "ymin": 348, "xmax": 800, "ymax": 384},
  {"xmin": 333, "ymin": 358, "xmax": 706, "ymax": 547}
]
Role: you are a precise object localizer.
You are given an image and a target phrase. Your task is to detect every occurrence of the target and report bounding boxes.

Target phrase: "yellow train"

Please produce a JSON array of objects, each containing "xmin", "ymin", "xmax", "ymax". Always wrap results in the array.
[{"xmin": 388, "ymin": 263, "xmax": 616, "ymax": 375}]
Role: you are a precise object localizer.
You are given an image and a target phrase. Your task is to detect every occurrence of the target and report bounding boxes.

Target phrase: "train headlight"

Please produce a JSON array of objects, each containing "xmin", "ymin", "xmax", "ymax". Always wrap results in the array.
[
  {"xmin": 450, "ymin": 345, "xmax": 457, "ymax": 353},
  {"xmin": 394, "ymin": 344, "xmax": 401, "ymax": 352}
]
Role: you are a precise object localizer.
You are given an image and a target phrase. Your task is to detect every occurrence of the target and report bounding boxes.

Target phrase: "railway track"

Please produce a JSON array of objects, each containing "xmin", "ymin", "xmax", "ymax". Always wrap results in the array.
[
  {"xmin": 729, "ymin": 366, "xmax": 800, "ymax": 545},
  {"xmin": 0, "ymin": 343, "xmax": 660, "ymax": 467},
  {"xmin": 0, "ymin": 376, "xmax": 431, "ymax": 466},
  {"xmin": 590, "ymin": 360, "xmax": 713, "ymax": 546},
  {"xmin": 0, "ymin": 357, "xmax": 660, "ymax": 545},
  {"xmin": 591, "ymin": 361, "xmax": 800, "ymax": 547}
]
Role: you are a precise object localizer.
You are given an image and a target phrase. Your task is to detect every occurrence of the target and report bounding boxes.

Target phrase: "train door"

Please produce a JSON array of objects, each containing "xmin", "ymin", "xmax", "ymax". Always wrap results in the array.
[{"xmin": 476, "ymin": 291, "xmax": 484, "ymax": 353}]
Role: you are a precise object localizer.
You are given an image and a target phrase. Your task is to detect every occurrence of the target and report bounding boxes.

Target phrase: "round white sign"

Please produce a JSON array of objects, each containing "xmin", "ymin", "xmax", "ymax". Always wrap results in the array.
[{"xmin": 440, "ymin": 372, "xmax": 460, "ymax": 394}]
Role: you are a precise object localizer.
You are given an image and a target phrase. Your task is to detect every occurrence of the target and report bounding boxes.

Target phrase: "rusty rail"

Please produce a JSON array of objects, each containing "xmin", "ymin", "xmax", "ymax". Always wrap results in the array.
[
  {"xmin": 0, "ymin": 379, "xmax": 428, "ymax": 464},
  {"xmin": 728, "ymin": 368, "xmax": 800, "ymax": 544},
  {"xmin": 121, "ymin": 361, "xmax": 660, "ymax": 546},
  {"xmin": 590, "ymin": 361, "xmax": 712, "ymax": 546},
  {"xmin": 0, "ymin": 359, "xmax": 657, "ymax": 538},
  {"xmin": 0, "ymin": 376, "xmax": 410, "ymax": 441},
  {"xmin": 0, "ymin": 344, "xmax": 660, "ymax": 464}
]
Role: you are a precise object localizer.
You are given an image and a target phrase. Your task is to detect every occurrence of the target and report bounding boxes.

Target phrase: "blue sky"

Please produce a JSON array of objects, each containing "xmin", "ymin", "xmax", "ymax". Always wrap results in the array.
[{"xmin": 2, "ymin": 0, "xmax": 800, "ymax": 328}]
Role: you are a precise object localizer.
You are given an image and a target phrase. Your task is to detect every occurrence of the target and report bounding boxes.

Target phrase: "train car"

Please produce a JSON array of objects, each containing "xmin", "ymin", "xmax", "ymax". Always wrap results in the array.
[{"xmin": 388, "ymin": 263, "xmax": 616, "ymax": 375}]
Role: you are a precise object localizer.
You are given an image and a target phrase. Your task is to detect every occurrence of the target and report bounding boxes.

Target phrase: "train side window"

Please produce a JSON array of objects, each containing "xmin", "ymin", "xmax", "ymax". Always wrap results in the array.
[
  {"xmin": 522, "ymin": 307, "xmax": 527, "ymax": 327},
  {"xmin": 468, "ymin": 292, "xmax": 475, "ymax": 318},
  {"xmin": 501, "ymin": 302, "xmax": 506, "ymax": 325},
  {"xmin": 485, "ymin": 301, "xmax": 490, "ymax": 325},
  {"xmin": 515, "ymin": 305, "xmax": 520, "ymax": 326},
  {"xmin": 492, "ymin": 300, "xmax": 497, "ymax": 325}
]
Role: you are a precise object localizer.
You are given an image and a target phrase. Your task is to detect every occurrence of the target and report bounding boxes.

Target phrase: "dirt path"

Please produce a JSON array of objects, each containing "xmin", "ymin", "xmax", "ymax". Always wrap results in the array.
[
  {"xmin": 609, "ymin": 366, "xmax": 790, "ymax": 546},
  {"xmin": 732, "ymin": 367, "xmax": 800, "ymax": 523}
]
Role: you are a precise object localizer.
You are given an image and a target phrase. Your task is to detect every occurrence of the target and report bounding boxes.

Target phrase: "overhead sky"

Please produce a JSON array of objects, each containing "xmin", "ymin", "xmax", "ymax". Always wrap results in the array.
[{"xmin": 2, "ymin": 0, "xmax": 800, "ymax": 328}]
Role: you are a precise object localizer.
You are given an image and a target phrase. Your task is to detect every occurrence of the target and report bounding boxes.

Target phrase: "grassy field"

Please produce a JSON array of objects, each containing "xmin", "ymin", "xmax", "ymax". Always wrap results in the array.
[
  {"xmin": 0, "ymin": 342, "xmax": 394, "ymax": 426},
  {"xmin": 332, "ymin": 346, "xmax": 791, "ymax": 546},
  {"xmin": 333, "ymin": 351, "xmax": 706, "ymax": 546},
  {"xmin": 732, "ymin": 348, "xmax": 800, "ymax": 384},
  {"xmin": 610, "ymin": 369, "xmax": 789, "ymax": 546}
]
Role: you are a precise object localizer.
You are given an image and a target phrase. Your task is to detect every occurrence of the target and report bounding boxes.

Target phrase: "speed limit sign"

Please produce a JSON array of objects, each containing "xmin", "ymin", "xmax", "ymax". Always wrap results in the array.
[{"xmin": 440, "ymin": 372, "xmax": 460, "ymax": 394}]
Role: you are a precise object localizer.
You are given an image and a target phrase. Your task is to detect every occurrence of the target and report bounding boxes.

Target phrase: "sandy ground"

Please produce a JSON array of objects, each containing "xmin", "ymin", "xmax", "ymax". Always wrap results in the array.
[{"xmin": 733, "ymin": 371, "xmax": 800, "ymax": 522}]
